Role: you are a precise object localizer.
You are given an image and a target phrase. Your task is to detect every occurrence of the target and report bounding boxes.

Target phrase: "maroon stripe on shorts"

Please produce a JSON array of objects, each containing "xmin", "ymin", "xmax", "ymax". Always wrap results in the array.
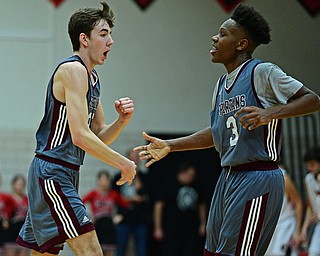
[
  {"xmin": 235, "ymin": 193, "xmax": 269, "ymax": 255},
  {"xmin": 38, "ymin": 178, "xmax": 95, "ymax": 253},
  {"xmin": 226, "ymin": 161, "xmax": 278, "ymax": 172},
  {"xmin": 16, "ymin": 236, "xmax": 39, "ymax": 251},
  {"xmin": 249, "ymin": 193, "xmax": 269, "ymax": 255}
]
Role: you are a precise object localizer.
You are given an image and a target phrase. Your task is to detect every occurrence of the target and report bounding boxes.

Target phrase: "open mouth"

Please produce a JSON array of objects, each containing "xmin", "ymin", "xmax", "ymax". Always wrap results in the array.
[{"xmin": 210, "ymin": 46, "xmax": 218, "ymax": 54}]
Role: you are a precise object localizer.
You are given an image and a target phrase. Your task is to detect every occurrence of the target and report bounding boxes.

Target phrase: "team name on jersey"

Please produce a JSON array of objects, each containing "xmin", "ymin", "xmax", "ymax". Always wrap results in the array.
[{"xmin": 218, "ymin": 94, "xmax": 246, "ymax": 116}]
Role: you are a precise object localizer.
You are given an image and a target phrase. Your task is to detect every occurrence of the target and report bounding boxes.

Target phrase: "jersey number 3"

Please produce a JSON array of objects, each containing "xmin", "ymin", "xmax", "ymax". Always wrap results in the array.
[{"xmin": 226, "ymin": 116, "xmax": 239, "ymax": 146}]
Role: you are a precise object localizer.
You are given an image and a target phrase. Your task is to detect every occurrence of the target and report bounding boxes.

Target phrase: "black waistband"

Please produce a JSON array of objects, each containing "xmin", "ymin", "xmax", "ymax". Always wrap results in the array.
[
  {"xmin": 224, "ymin": 161, "xmax": 278, "ymax": 172},
  {"xmin": 35, "ymin": 154, "xmax": 80, "ymax": 171}
]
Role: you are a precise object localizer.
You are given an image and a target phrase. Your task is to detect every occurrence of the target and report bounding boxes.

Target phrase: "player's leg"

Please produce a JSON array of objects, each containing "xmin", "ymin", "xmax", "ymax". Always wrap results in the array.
[
  {"xmin": 31, "ymin": 250, "xmax": 57, "ymax": 256},
  {"xmin": 204, "ymin": 170, "xmax": 227, "ymax": 254},
  {"xmin": 18, "ymin": 158, "xmax": 97, "ymax": 255},
  {"xmin": 205, "ymin": 168, "xmax": 284, "ymax": 255},
  {"xmin": 17, "ymin": 248, "xmax": 31, "ymax": 256},
  {"xmin": 253, "ymin": 170, "xmax": 285, "ymax": 256},
  {"xmin": 67, "ymin": 230, "xmax": 103, "ymax": 256}
]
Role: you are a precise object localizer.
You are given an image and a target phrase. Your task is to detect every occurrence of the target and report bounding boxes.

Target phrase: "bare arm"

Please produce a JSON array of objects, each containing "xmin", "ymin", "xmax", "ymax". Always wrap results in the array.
[
  {"xmin": 198, "ymin": 202, "xmax": 207, "ymax": 236},
  {"xmin": 284, "ymin": 174, "xmax": 303, "ymax": 246},
  {"xmin": 301, "ymin": 204, "xmax": 312, "ymax": 242},
  {"xmin": 54, "ymin": 62, "xmax": 136, "ymax": 185},
  {"xmin": 235, "ymin": 86, "xmax": 320, "ymax": 130},
  {"xmin": 153, "ymin": 201, "xmax": 165, "ymax": 241},
  {"xmin": 167, "ymin": 127, "xmax": 214, "ymax": 152},
  {"xmin": 300, "ymin": 180, "xmax": 317, "ymax": 241},
  {"xmin": 134, "ymin": 127, "xmax": 214, "ymax": 167}
]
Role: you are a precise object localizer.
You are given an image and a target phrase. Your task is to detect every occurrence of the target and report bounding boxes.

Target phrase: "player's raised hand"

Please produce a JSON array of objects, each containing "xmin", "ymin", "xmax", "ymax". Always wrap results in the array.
[
  {"xmin": 115, "ymin": 97, "xmax": 134, "ymax": 122},
  {"xmin": 134, "ymin": 132, "xmax": 171, "ymax": 167}
]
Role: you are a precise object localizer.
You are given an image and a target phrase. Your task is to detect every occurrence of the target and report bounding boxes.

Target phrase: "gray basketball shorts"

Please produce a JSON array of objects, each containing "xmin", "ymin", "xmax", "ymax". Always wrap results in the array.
[
  {"xmin": 204, "ymin": 167, "xmax": 284, "ymax": 256},
  {"xmin": 16, "ymin": 157, "xmax": 95, "ymax": 254}
]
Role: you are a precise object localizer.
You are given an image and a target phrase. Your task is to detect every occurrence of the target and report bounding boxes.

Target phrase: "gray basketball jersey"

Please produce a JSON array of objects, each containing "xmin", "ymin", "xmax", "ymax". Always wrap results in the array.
[
  {"xmin": 35, "ymin": 55, "xmax": 100, "ymax": 166},
  {"xmin": 211, "ymin": 59, "xmax": 282, "ymax": 167}
]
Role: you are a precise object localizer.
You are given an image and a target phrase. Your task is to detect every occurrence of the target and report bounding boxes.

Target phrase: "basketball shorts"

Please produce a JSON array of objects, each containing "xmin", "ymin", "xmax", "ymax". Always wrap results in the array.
[
  {"xmin": 204, "ymin": 167, "xmax": 284, "ymax": 256},
  {"xmin": 16, "ymin": 157, "xmax": 95, "ymax": 254}
]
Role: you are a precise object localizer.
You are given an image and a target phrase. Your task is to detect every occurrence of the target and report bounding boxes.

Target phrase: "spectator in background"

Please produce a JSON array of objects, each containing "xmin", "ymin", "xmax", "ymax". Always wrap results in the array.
[
  {"xmin": 153, "ymin": 162, "xmax": 206, "ymax": 256},
  {"xmin": 0, "ymin": 175, "xmax": 15, "ymax": 255},
  {"xmin": 265, "ymin": 165, "xmax": 303, "ymax": 256},
  {"xmin": 301, "ymin": 147, "xmax": 320, "ymax": 256},
  {"xmin": 4, "ymin": 174, "xmax": 29, "ymax": 256},
  {"xmin": 82, "ymin": 170, "xmax": 130, "ymax": 256},
  {"xmin": 113, "ymin": 149, "xmax": 149, "ymax": 256}
]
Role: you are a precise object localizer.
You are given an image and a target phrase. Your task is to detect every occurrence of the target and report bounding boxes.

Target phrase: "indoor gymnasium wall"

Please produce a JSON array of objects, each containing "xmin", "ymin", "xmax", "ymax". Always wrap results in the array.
[{"xmin": 0, "ymin": 0, "xmax": 319, "ymax": 194}]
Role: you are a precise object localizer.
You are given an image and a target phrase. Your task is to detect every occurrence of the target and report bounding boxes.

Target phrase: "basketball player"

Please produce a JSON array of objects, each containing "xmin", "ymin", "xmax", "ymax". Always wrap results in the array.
[
  {"xmin": 16, "ymin": 2, "xmax": 136, "ymax": 255},
  {"xmin": 134, "ymin": 4, "xmax": 320, "ymax": 256}
]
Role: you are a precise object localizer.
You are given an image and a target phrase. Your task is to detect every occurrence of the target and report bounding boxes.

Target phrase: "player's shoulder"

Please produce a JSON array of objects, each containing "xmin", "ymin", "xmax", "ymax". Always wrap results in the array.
[
  {"xmin": 254, "ymin": 62, "xmax": 287, "ymax": 84},
  {"xmin": 57, "ymin": 61, "xmax": 86, "ymax": 75},
  {"xmin": 54, "ymin": 61, "xmax": 87, "ymax": 88},
  {"xmin": 254, "ymin": 61, "xmax": 278, "ymax": 73}
]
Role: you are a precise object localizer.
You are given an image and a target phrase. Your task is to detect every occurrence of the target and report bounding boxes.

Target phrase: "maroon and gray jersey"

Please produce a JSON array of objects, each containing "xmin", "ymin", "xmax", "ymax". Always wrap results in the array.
[
  {"xmin": 35, "ymin": 55, "xmax": 100, "ymax": 167},
  {"xmin": 211, "ymin": 59, "xmax": 303, "ymax": 167}
]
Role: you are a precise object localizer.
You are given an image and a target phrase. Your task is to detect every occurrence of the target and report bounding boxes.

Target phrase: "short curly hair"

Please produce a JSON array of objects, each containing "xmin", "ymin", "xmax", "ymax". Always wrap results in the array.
[
  {"xmin": 231, "ymin": 4, "xmax": 271, "ymax": 46},
  {"xmin": 68, "ymin": 2, "xmax": 115, "ymax": 52}
]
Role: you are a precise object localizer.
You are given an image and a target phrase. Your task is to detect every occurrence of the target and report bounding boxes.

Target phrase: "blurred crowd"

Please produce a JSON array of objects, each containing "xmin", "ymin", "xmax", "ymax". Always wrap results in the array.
[
  {"xmin": 0, "ymin": 174, "xmax": 29, "ymax": 256},
  {"xmin": 1, "ymin": 146, "xmax": 320, "ymax": 256}
]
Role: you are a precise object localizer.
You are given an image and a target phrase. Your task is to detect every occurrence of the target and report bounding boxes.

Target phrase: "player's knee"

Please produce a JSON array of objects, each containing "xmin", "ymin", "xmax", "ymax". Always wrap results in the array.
[
  {"xmin": 86, "ymin": 248, "xmax": 103, "ymax": 256},
  {"xmin": 31, "ymin": 250, "xmax": 57, "ymax": 256},
  {"xmin": 68, "ymin": 231, "xmax": 103, "ymax": 256},
  {"xmin": 73, "ymin": 245, "xmax": 103, "ymax": 256}
]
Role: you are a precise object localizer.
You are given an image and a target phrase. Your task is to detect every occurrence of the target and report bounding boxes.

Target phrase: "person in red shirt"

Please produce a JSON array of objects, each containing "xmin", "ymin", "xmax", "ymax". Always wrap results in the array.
[
  {"xmin": 83, "ymin": 170, "xmax": 129, "ymax": 256},
  {"xmin": 5, "ymin": 175, "xmax": 29, "ymax": 256},
  {"xmin": 0, "ymin": 175, "xmax": 16, "ymax": 255}
]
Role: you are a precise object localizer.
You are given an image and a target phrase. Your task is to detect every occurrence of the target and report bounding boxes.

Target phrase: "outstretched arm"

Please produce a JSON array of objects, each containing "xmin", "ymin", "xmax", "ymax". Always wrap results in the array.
[
  {"xmin": 235, "ymin": 86, "xmax": 320, "ymax": 130},
  {"xmin": 134, "ymin": 127, "xmax": 214, "ymax": 167}
]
